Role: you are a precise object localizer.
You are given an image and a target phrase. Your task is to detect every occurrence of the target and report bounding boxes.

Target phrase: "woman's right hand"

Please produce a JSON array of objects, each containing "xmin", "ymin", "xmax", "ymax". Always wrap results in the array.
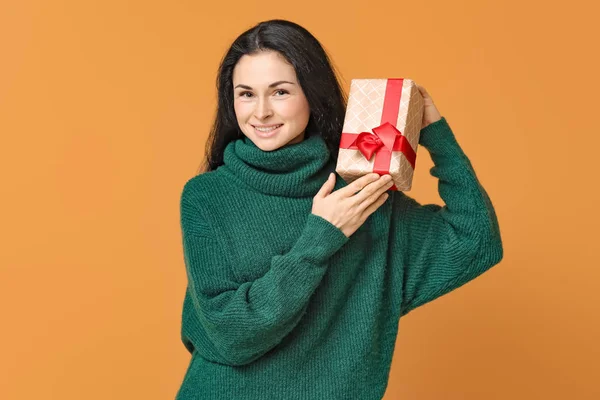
[{"xmin": 312, "ymin": 172, "xmax": 394, "ymax": 238}]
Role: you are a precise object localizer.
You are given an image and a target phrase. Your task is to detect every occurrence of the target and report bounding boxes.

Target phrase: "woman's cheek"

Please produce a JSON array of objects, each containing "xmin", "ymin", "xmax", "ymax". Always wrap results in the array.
[
  {"xmin": 277, "ymin": 100, "xmax": 299, "ymax": 118},
  {"xmin": 234, "ymin": 101, "xmax": 250, "ymax": 120}
]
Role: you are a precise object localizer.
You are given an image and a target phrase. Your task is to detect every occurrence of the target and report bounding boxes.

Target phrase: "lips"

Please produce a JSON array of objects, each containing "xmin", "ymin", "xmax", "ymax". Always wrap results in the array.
[
  {"xmin": 253, "ymin": 124, "xmax": 283, "ymax": 129},
  {"xmin": 253, "ymin": 124, "xmax": 283, "ymax": 137}
]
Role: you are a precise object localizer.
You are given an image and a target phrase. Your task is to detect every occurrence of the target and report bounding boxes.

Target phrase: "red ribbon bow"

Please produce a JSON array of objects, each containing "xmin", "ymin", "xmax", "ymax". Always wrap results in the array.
[
  {"xmin": 343, "ymin": 122, "xmax": 416, "ymax": 169},
  {"xmin": 352, "ymin": 122, "xmax": 411, "ymax": 163}
]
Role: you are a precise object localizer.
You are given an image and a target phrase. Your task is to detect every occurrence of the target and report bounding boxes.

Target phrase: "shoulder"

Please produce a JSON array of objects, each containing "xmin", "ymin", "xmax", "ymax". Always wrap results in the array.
[
  {"xmin": 179, "ymin": 170, "xmax": 229, "ymax": 234},
  {"xmin": 180, "ymin": 170, "xmax": 226, "ymax": 209}
]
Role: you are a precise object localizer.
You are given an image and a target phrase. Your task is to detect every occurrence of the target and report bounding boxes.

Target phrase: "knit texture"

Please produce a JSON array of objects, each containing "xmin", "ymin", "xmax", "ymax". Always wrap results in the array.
[{"xmin": 176, "ymin": 117, "xmax": 503, "ymax": 399}]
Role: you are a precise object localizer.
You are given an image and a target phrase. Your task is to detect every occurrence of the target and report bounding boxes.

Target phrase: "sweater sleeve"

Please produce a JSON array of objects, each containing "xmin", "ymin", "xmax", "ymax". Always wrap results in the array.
[
  {"xmin": 393, "ymin": 117, "xmax": 504, "ymax": 317},
  {"xmin": 180, "ymin": 189, "xmax": 349, "ymax": 366}
]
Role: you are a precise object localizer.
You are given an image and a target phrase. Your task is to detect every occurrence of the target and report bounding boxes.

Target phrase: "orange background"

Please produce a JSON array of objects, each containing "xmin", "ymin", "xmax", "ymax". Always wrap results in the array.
[{"xmin": 1, "ymin": 0, "xmax": 599, "ymax": 399}]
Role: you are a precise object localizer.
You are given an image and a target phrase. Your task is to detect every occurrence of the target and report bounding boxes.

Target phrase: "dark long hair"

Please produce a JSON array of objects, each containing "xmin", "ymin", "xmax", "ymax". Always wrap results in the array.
[{"xmin": 198, "ymin": 19, "xmax": 348, "ymax": 174}]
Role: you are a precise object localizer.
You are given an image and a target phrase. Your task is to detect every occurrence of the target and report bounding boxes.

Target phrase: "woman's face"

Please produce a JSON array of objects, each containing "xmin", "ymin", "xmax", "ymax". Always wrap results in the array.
[{"xmin": 232, "ymin": 50, "xmax": 311, "ymax": 151}]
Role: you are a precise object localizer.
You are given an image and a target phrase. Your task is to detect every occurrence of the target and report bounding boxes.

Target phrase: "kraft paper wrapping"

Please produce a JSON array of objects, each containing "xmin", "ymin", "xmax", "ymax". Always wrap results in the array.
[{"xmin": 335, "ymin": 78, "xmax": 424, "ymax": 191}]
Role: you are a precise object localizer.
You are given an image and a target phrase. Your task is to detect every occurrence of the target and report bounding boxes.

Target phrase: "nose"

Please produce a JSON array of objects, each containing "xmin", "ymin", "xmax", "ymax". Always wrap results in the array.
[{"xmin": 253, "ymin": 97, "xmax": 273, "ymax": 120}]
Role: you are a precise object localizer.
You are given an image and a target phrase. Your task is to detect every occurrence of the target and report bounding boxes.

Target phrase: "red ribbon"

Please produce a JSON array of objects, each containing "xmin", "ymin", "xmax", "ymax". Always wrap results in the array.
[{"xmin": 339, "ymin": 79, "xmax": 417, "ymax": 188}]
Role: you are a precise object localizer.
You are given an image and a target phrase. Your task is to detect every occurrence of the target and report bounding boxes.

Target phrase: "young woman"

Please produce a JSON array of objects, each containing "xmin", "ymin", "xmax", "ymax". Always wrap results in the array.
[{"xmin": 176, "ymin": 19, "xmax": 503, "ymax": 400}]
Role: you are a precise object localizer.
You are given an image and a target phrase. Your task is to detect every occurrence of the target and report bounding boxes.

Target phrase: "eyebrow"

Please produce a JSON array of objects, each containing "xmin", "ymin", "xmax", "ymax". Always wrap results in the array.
[{"xmin": 234, "ymin": 80, "xmax": 295, "ymax": 90}]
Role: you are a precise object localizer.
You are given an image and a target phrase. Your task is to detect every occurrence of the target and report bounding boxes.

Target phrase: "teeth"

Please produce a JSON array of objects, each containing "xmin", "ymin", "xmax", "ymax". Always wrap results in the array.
[{"xmin": 255, "ymin": 124, "xmax": 282, "ymax": 132}]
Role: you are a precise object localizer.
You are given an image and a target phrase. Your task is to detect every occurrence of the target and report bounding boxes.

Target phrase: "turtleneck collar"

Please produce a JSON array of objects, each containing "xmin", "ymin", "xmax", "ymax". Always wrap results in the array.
[{"xmin": 220, "ymin": 134, "xmax": 335, "ymax": 197}]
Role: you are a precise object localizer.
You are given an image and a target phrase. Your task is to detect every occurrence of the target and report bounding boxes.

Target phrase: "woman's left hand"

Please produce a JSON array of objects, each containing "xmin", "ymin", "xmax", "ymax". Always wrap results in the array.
[{"xmin": 416, "ymin": 84, "xmax": 442, "ymax": 129}]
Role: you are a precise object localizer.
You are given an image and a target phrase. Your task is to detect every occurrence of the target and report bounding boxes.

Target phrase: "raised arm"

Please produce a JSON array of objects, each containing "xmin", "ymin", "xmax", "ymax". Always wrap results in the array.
[{"xmin": 393, "ymin": 117, "xmax": 503, "ymax": 317}]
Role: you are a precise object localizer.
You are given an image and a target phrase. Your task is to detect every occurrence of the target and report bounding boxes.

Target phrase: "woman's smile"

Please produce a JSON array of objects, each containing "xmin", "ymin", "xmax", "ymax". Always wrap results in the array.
[{"xmin": 253, "ymin": 124, "xmax": 283, "ymax": 137}]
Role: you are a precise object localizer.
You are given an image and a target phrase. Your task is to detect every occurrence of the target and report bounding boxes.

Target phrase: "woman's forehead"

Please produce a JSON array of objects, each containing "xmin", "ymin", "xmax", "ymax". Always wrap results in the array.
[{"xmin": 233, "ymin": 52, "xmax": 296, "ymax": 86}]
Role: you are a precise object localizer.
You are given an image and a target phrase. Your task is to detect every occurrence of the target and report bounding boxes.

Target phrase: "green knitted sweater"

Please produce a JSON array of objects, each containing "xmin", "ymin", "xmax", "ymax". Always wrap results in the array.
[{"xmin": 175, "ymin": 117, "xmax": 503, "ymax": 399}]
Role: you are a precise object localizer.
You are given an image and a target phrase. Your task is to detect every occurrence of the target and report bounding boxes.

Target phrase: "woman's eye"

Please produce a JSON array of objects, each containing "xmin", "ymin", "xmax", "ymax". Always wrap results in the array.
[{"xmin": 238, "ymin": 90, "xmax": 287, "ymax": 98}]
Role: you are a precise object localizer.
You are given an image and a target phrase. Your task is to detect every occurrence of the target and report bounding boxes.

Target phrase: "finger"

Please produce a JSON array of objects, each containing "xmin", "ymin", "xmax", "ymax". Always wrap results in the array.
[
  {"xmin": 360, "ymin": 192, "xmax": 389, "ymax": 219},
  {"xmin": 315, "ymin": 173, "xmax": 336, "ymax": 198},
  {"xmin": 338, "ymin": 173, "xmax": 380, "ymax": 197},
  {"xmin": 353, "ymin": 175, "xmax": 394, "ymax": 205},
  {"xmin": 356, "ymin": 183, "xmax": 392, "ymax": 214}
]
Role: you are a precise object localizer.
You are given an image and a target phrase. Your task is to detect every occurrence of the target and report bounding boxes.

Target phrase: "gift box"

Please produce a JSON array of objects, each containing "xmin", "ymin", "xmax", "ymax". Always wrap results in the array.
[{"xmin": 335, "ymin": 78, "xmax": 424, "ymax": 191}]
